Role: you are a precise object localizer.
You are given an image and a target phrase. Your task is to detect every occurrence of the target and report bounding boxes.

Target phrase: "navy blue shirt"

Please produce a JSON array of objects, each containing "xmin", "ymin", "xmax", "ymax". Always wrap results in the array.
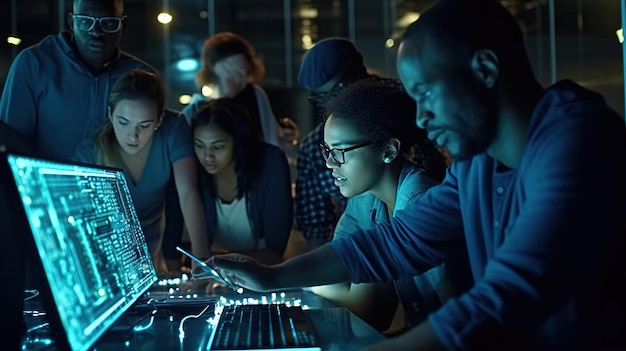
[
  {"xmin": 0, "ymin": 31, "xmax": 154, "ymax": 161},
  {"xmin": 331, "ymin": 80, "xmax": 626, "ymax": 350}
]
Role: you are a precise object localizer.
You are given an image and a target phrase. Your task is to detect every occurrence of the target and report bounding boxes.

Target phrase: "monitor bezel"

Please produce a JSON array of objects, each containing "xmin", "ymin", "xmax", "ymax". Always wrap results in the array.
[{"xmin": 4, "ymin": 150, "xmax": 159, "ymax": 351}]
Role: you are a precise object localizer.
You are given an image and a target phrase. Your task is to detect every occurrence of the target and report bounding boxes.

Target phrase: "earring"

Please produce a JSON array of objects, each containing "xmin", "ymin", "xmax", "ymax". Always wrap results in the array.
[
  {"xmin": 154, "ymin": 127, "xmax": 158, "ymax": 131},
  {"xmin": 383, "ymin": 157, "xmax": 392, "ymax": 164}
]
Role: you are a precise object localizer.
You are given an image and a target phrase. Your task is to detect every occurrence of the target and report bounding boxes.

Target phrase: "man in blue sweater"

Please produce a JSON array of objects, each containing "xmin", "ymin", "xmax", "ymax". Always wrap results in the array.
[
  {"xmin": 0, "ymin": 0, "xmax": 154, "ymax": 161},
  {"xmin": 210, "ymin": 0, "xmax": 626, "ymax": 349}
]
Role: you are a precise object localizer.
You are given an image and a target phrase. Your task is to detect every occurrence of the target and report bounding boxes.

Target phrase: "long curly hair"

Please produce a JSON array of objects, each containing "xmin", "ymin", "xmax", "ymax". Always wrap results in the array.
[{"xmin": 325, "ymin": 78, "xmax": 449, "ymax": 181}]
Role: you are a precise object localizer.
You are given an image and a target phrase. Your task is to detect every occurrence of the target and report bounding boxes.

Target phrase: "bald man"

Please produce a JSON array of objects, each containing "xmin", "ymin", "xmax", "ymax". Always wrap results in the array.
[{"xmin": 209, "ymin": 0, "xmax": 626, "ymax": 349}]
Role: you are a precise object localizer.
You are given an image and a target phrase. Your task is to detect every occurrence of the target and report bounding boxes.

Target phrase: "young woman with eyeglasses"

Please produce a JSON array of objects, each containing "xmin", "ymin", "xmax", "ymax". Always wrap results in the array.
[{"xmin": 312, "ymin": 78, "xmax": 470, "ymax": 333}]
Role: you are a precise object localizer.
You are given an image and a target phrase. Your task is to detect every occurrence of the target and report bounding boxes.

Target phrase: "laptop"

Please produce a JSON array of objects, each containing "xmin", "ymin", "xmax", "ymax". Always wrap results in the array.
[{"xmin": 3, "ymin": 151, "xmax": 158, "ymax": 351}]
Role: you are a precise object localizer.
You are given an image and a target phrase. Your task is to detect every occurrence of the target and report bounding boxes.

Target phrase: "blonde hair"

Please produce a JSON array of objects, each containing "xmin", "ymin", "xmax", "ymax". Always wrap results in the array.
[
  {"xmin": 94, "ymin": 69, "xmax": 166, "ymax": 167},
  {"xmin": 195, "ymin": 32, "xmax": 265, "ymax": 87}
]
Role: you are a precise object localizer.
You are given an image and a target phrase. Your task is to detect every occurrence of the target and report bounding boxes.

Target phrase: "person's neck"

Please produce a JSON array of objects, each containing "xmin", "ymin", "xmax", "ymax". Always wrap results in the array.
[
  {"xmin": 213, "ymin": 165, "xmax": 238, "ymax": 192},
  {"xmin": 487, "ymin": 80, "xmax": 544, "ymax": 169},
  {"xmin": 369, "ymin": 162, "xmax": 402, "ymax": 216}
]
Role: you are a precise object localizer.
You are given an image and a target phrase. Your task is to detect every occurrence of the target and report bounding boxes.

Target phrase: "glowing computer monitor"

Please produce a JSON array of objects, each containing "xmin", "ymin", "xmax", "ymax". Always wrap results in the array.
[{"xmin": 5, "ymin": 152, "xmax": 158, "ymax": 351}]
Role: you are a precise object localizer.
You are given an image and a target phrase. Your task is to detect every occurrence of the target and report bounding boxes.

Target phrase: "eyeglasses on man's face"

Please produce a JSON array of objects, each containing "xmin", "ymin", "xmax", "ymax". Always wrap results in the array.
[
  {"xmin": 71, "ymin": 14, "xmax": 126, "ymax": 34},
  {"xmin": 308, "ymin": 82, "xmax": 345, "ymax": 106},
  {"xmin": 320, "ymin": 141, "xmax": 373, "ymax": 165}
]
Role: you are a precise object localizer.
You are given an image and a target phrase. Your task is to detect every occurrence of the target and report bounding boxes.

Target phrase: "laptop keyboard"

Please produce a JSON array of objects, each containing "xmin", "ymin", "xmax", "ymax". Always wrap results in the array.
[{"xmin": 209, "ymin": 303, "xmax": 321, "ymax": 350}]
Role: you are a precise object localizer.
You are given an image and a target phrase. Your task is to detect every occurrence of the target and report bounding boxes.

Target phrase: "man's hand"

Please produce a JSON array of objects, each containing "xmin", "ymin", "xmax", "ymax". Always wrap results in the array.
[{"xmin": 209, "ymin": 253, "xmax": 276, "ymax": 292}]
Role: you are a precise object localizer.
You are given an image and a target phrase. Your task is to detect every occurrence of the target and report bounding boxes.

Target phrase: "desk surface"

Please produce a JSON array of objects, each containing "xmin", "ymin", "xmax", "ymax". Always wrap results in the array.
[{"xmin": 22, "ymin": 279, "xmax": 386, "ymax": 351}]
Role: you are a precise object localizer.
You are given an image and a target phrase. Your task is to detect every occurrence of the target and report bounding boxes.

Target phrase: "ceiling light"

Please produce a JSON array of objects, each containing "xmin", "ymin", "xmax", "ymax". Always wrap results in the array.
[
  {"xmin": 179, "ymin": 94, "xmax": 192, "ymax": 105},
  {"xmin": 7, "ymin": 36, "xmax": 21, "ymax": 46},
  {"xmin": 157, "ymin": 12, "xmax": 173, "ymax": 24}
]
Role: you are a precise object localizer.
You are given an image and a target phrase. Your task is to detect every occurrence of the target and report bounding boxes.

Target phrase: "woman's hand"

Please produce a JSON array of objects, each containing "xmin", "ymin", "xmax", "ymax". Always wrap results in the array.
[{"xmin": 209, "ymin": 253, "xmax": 276, "ymax": 292}]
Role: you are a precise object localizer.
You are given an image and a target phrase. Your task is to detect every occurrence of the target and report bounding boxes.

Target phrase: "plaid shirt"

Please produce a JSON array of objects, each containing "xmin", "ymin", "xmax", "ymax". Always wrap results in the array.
[
  {"xmin": 295, "ymin": 122, "xmax": 347, "ymax": 239},
  {"xmin": 295, "ymin": 76, "xmax": 404, "ymax": 240}
]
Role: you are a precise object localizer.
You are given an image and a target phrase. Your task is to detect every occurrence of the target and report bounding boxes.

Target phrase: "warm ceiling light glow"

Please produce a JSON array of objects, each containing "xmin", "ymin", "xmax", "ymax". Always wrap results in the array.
[
  {"xmin": 385, "ymin": 38, "xmax": 395, "ymax": 49},
  {"xmin": 299, "ymin": 8, "xmax": 318, "ymax": 19},
  {"xmin": 201, "ymin": 85, "xmax": 214, "ymax": 97},
  {"xmin": 302, "ymin": 35, "xmax": 314, "ymax": 50},
  {"xmin": 398, "ymin": 12, "xmax": 420, "ymax": 28},
  {"xmin": 617, "ymin": 28, "xmax": 624, "ymax": 44},
  {"xmin": 157, "ymin": 12, "xmax": 173, "ymax": 24},
  {"xmin": 7, "ymin": 36, "xmax": 22, "ymax": 46},
  {"xmin": 179, "ymin": 94, "xmax": 192, "ymax": 105}
]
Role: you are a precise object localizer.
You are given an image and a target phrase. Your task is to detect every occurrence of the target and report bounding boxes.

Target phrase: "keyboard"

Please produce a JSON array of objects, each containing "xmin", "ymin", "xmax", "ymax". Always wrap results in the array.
[{"xmin": 209, "ymin": 303, "xmax": 321, "ymax": 350}]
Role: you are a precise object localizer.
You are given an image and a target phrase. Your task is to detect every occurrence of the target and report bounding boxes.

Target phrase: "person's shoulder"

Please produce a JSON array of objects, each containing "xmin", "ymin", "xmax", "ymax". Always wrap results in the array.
[
  {"xmin": 530, "ymin": 80, "xmax": 623, "ymax": 141},
  {"xmin": 162, "ymin": 108, "xmax": 185, "ymax": 120},
  {"xmin": 160, "ymin": 108, "xmax": 191, "ymax": 131},
  {"xmin": 13, "ymin": 33, "xmax": 64, "ymax": 61},
  {"xmin": 540, "ymin": 80, "xmax": 618, "ymax": 121},
  {"xmin": 261, "ymin": 142, "xmax": 287, "ymax": 160},
  {"xmin": 300, "ymin": 122, "xmax": 324, "ymax": 146},
  {"xmin": 117, "ymin": 50, "xmax": 156, "ymax": 73},
  {"xmin": 401, "ymin": 162, "xmax": 440, "ymax": 189},
  {"xmin": 367, "ymin": 76, "xmax": 404, "ymax": 90},
  {"xmin": 251, "ymin": 83, "xmax": 265, "ymax": 91}
]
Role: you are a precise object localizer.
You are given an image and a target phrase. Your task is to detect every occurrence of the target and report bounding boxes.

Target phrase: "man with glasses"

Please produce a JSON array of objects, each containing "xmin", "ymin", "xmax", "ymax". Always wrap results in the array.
[
  {"xmin": 0, "ymin": 0, "xmax": 154, "ymax": 161},
  {"xmin": 295, "ymin": 38, "xmax": 402, "ymax": 250},
  {"xmin": 0, "ymin": 0, "xmax": 194, "ymax": 277},
  {"xmin": 212, "ymin": 0, "xmax": 626, "ymax": 349}
]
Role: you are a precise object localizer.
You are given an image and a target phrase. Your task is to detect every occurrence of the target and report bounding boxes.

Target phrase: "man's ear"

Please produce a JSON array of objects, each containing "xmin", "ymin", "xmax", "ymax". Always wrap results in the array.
[
  {"xmin": 382, "ymin": 138, "xmax": 401, "ymax": 164},
  {"xmin": 470, "ymin": 49, "xmax": 499, "ymax": 88}
]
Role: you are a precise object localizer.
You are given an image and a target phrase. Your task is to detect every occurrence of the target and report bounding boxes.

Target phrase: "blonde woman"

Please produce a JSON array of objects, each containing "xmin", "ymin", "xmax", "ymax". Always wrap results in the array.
[{"xmin": 76, "ymin": 69, "xmax": 210, "ymax": 273}]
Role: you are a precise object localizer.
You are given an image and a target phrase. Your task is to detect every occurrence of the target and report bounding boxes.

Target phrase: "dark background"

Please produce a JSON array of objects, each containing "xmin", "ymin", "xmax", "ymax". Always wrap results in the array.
[{"xmin": 2, "ymin": 0, "xmax": 623, "ymax": 136}]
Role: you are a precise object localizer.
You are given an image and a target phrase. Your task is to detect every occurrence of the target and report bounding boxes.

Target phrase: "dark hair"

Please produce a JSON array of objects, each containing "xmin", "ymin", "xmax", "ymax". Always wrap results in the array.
[
  {"xmin": 401, "ymin": 0, "xmax": 532, "ymax": 75},
  {"xmin": 94, "ymin": 69, "xmax": 165, "ymax": 167},
  {"xmin": 192, "ymin": 98, "xmax": 264, "ymax": 198},
  {"xmin": 196, "ymin": 32, "xmax": 265, "ymax": 87},
  {"xmin": 326, "ymin": 78, "xmax": 449, "ymax": 181}
]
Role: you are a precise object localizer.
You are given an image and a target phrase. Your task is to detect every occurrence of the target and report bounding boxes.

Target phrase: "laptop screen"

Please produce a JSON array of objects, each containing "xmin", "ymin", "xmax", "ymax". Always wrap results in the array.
[{"xmin": 7, "ymin": 153, "xmax": 158, "ymax": 351}]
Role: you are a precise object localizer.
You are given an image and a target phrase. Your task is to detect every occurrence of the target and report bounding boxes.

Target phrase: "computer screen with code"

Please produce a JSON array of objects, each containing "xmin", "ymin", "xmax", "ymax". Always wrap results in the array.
[{"xmin": 7, "ymin": 154, "xmax": 157, "ymax": 351}]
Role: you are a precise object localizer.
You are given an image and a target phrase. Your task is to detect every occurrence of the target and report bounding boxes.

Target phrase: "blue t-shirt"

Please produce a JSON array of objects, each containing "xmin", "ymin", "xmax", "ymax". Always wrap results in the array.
[
  {"xmin": 75, "ymin": 110, "xmax": 194, "ymax": 248},
  {"xmin": 330, "ymin": 80, "xmax": 626, "ymax": 350},
  {"xmin": 0, "ymin": 31, "xmax": 154, "ymax": 161}
]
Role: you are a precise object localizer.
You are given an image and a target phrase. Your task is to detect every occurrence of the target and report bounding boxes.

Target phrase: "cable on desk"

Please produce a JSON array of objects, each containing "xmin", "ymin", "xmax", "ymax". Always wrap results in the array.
[
  {"xmin": 178, "ymin": 303, "xmax": 213, "ymax": 339},
  {"xmin": 24, "ymin": 289, "xmax": 39, "ymax": 301}
]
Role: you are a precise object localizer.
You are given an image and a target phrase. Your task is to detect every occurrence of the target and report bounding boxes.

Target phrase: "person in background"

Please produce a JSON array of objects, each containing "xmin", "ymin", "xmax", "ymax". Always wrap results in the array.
[
  {"xmin": 183, "ymin": 32, "xmax": 298, "ymax": 149},
  {"xmin": 296, "ymin": 38, "xmax": 429, "ymax": 251},
  {"xmin": 0, "ymin": 0, "xmax": 154, "ymax": 162},
  {"xmin": 311, "ymin": 78, "xmax": 470, "ymax": 333},
  {"xmin": 191, "ymin": 98, "xmax": 293, "ymax": 271},
  {"xmin": 209, "ymin": 0, "xmax": 626, "ymax": 349},
  {"xmin": 75, "ymin": 69, "xmax": 209, "ymax": 274}
]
